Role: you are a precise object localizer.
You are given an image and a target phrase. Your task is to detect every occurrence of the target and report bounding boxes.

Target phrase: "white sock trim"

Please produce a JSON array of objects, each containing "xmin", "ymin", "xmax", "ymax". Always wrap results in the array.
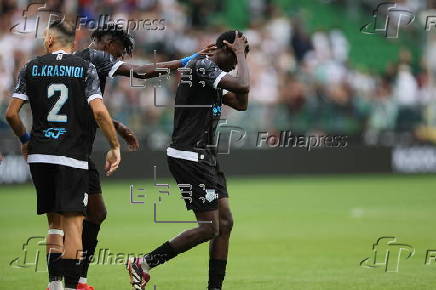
[
  {"xmin": 48, "ymin": 229, "xmax": 64, "ymax": 236},
  {"xmin": 141, "ymin": 257, "xmax": 151, "ymax": 272},
  {"xmin": 48, "ymin": 281, "xmax": 64, "ymax": 290},
  {"xmin": 79, "ymin": 277, "xmax": 87, "ymax": 284}
]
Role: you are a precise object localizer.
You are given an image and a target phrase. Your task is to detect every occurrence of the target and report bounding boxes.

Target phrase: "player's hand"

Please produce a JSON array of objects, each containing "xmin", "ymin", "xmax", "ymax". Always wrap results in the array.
[
  {"xmin": 105, "ymin": 147, "xmax": 121, "ymax": 176},
  {"xmin": 118, "ymin": 126, "xmax": 140, "ymax": 151},
  {"xmin": 198, "ymin": 44, "xmax": 217, "ymax": 56},
  {"xmin": 21, "ymin": 142, "xmax": 29, "ymax": 161},
  {"xmin": 124, "ymin": 133, "xmax": 140, "ymax": 151},
  {"xmin": 223, "ymin": 31, "xmax": 248, "ymax": 55}
]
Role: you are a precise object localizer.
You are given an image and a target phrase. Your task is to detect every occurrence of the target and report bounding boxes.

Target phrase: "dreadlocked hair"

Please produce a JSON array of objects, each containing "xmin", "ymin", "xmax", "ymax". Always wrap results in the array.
[{"xmin": 91, "ymin": 23, "xmax": 135, "ymax": 56}]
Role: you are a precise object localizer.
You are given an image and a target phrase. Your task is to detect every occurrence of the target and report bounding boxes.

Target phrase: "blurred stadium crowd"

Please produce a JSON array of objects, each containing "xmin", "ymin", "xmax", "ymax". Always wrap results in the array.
[{"xmin": 0, "ymin": 0, "xmax": 435, "ymax": 152}]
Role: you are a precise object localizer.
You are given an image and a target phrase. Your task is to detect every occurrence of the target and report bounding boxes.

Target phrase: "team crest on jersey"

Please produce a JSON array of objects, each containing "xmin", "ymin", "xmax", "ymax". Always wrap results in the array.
[
  {"xmin": 200, "ymin": 189, "xmax": 218, "ymax": 203},
  {"xmin": 212, "ymin": 105, "xmax": 222, "ymax": 116}
]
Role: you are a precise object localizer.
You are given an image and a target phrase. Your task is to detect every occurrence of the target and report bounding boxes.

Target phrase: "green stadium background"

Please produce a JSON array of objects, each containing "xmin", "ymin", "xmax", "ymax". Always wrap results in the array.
[{"xmin": 2, "ymin": 0, "xmax": 436, "ymax": 289}]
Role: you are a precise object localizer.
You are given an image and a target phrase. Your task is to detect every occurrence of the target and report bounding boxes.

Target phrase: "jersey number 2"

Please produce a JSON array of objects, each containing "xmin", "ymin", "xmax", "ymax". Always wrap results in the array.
[{"xmin": 47, "ymin": 83, "xmax": 68, "ymax": 122}]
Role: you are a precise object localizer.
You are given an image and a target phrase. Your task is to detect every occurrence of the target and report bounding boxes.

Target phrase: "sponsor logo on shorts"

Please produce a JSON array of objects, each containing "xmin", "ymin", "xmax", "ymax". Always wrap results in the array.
[{"xmin": 83, "ymin": 193, "xmax": 88, "ymax": 207}]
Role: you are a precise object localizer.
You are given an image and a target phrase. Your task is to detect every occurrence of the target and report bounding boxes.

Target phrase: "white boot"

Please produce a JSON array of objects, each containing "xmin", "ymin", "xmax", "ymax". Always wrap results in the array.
[{"xmin": 48, "ymin": 281, "xmax": 64, "ymax": 290}]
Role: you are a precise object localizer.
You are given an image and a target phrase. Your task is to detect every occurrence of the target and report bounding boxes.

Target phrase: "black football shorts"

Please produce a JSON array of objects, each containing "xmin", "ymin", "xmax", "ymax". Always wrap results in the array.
[
  {"xmin": 88, "ymin": 158, "xmax": 102, "ymax": 195},
  {"xmin": 29, "ymin": 163, "xmax": 88, "ymax": 215},
  {"xmin": 167, "ymin": 156, "xmax": 228, "ymax": 212}
]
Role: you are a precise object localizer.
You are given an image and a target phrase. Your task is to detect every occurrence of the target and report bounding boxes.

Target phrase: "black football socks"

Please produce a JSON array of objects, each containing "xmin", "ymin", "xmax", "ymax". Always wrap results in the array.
[
  {"xmin": 143, "ymin": 241, "xmax": 178, "ymax": 269},
  {"xmin": 47, "ymin": 252, "xmax": 63, "ymax": 281},
  {"xmin": 208, "ymin": 259, "xmax": 227, "ymax": 289},
  {"xmin": 63, "ymin": 259, "xmax": 81, "ymax": 289},
  {"xmin": 81, "ymin": 219, "xmax": 100, "ymax": 278}
]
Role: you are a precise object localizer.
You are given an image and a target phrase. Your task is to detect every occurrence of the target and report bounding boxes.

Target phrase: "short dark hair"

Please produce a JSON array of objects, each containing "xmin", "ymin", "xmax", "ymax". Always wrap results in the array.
[
  {"xmin": 49, "ymin": 19, "xmax": 76, "ymax": 44},
  {"xmin": 216, "ymin": 30, "xmax": 249, "ymax": 54},
  {"xmin": 91, "ymin": 23, "xmax": 135, "ymax": 56}
]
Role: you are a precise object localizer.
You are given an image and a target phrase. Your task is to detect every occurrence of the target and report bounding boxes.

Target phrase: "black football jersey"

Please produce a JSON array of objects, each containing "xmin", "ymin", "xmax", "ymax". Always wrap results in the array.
[
  {"xmin": 170, "ymin": 56, "xmax": 227, "ymax": 158},
  {"xmin": 74, "ymin": 48, "xmax": 124, "ymax": 153},
  {"xmin": 74, "ymin": 48, "xmax": 124, "ymax": 94},
  {"xmin": 12, "ymin": 50, "xmax": 102, "ymax": 169}
]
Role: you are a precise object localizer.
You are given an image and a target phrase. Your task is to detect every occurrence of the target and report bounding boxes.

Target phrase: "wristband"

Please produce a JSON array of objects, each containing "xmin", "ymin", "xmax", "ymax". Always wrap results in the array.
[
  {"xmin": 180, "ymin": 53, "xmax": 199, "ymax": 66},
  {"xmin": 19, "ymin": 133, "xmax": 31, "ymax": 144}
]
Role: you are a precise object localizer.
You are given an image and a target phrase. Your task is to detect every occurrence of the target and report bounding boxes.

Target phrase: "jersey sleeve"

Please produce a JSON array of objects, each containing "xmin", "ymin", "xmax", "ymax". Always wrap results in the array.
[
  {"xmin": 195, "ymin": 58, "xmax": 227, "ymax": 89},
  {"xmin": 85, "ymin": 63, "xmax": 103, "ymax": 103},
  {"xmin": 11, "ymin": 66, "xmax": 28, "ymax": 100},
  {"xmin": 89, "ymin": 48, "xmax": 125, "ymax": 78}
]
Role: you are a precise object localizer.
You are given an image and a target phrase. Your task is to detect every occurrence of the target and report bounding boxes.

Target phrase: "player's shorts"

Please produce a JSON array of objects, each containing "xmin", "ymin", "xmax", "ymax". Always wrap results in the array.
[
  {"xmin": 167, "ymin": 156, "xmax": 228, "ymax": 212},
  {"xmin": 29, "ymin": 163, "xmax": 89, "ymax": 215},
  {"xmin": 88, "ymin": 158, "xmax": 102, "ymax": 195}
]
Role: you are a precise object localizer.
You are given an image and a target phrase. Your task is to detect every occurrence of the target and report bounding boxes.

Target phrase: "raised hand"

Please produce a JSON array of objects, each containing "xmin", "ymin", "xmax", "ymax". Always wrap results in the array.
[
  {"xmin": 223, "ymin": 31, "xmax": 248, "ymax": 55},
  {"xmin": 198, "ymin": 43, "xmax": 217, "ymax": 56}
]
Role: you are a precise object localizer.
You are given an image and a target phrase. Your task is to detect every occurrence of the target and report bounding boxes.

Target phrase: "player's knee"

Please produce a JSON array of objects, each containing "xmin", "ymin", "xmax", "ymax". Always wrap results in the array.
[
  {"xmin": 87, "ymin": 208, "xmax": 107, "ymax": 225},
  {"xmin": 47, "ymin": 213, "xmax": 62, "ymax": 229},
  {"xmin": 199, "ymin": 223, "xmax": 219, "ymax": 241},
  {"xmin": 220, "ymin": 216, "xmax": 234, "ymax": 234},
  {"xmin": 48, "ymin": 221, "xmax": 62, "ymax": 230},
  {"xmin": 96, "ymin": 209, "xmax": 107, "ymax": 224}
]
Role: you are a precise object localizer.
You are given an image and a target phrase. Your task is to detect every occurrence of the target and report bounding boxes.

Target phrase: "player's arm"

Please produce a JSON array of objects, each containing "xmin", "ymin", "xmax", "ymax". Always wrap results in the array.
[
  {"xmin": 116, "ymin": 60, "xmax": 183, "ymax": 79},
  {"xmin": 115, "ymin": 44, "xmax": 216, "ymax": 79},
  {"xmin": 113, "ymin": 119, "xmax": 139, "ymax": 151},
  {"xmin": 90, "ymin": 99, "xmax": 121, "ymax": 176},
  {"xmin": 218, "ymin": 32, "xmax": 250, "ymax": 96},
  {"xmin": 223, "ymin": 92, "xmax": 248, "ymax": 111},
  {"xmin": 6, "ymin": 66, "xmax": 31, "ymax": 159},
  {"xmin": 5, "ymin": 98, "xmax": 26, "ymax": 139},
  {"xmin": 86, "ymin": 63, "xmax": 121, "ymax": 176},
  {"xmin": 90, "ymin": 100, "xmax": 119, "ymax": 150},
  {"xmin": 5, "ymin": 98, "xmax": 30, "ymax": 159}
]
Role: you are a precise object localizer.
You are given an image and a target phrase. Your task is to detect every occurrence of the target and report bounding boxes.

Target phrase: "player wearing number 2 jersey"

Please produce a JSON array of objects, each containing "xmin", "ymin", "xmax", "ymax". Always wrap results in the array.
[{"xmin": 5, "ymin": 20, "xmax": 121, "ymax": 290}]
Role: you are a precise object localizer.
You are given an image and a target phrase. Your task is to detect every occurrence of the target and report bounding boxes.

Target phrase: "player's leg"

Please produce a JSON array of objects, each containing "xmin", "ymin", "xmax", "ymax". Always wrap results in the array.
[
  {"xmin": 46, "ymin": 213, "xmax": 65, "ymax": 289},
  {"xmin": 208, "ymin": 164, "xmax": 232, "ymax": 290},
  {"xmin": 29, "ymin": 163, "xmax": 64, "ymax": 289},
  {"xmin": 208, "ymin": 198, "xmax": 233, "ymax": 290},
  {"xmin": 127, "ymin": 156, "xmax": 221, "ymax": 288},
  {"xmin": 54, "ymin": 165, "xmax": 88, "ymax": 290},
  {"xmin": 127, "ymin": 210, "xmax": 219, "ymax": 289},
  {"xmin": 80, "ymin": 159, "xmax": 106, "ymax": 288},
  {"xmin": 143, "ymin": 209, "xmax": 219, "ymax": 269},
  {"xmin": 63, "ymin": 213, "xmax": 85, "ymax": 290}
]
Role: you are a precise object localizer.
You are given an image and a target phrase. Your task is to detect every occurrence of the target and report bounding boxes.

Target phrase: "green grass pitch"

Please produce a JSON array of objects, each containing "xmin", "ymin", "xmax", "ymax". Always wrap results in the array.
[{"xmin": 1, "ymin": 174, "xmax": 436, "ymax": 290}]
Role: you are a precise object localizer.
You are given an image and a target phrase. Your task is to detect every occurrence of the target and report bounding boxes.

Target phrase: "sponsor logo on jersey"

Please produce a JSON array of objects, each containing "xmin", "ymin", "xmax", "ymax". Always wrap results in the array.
[{"xmin": 43, "ymin": 128, "xmax": 67, "ymax": 139}]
